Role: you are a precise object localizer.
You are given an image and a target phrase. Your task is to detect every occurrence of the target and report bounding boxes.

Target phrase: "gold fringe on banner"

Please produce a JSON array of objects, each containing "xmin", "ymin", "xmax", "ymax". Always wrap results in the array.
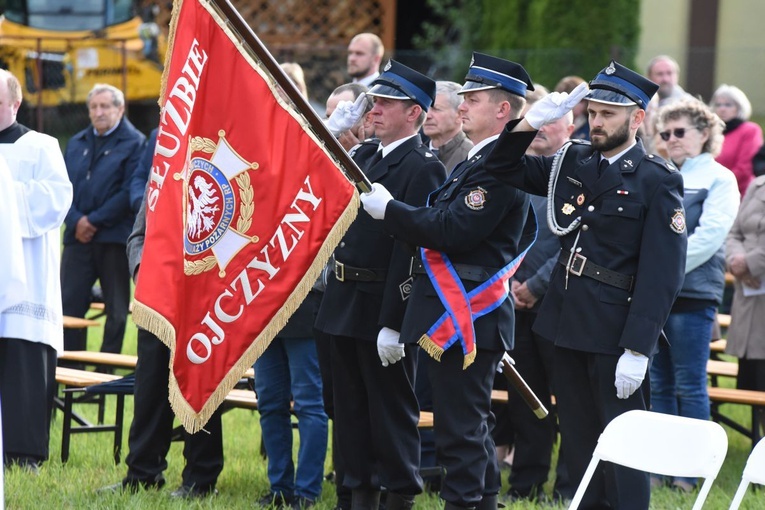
[
  {"xmin": 153, "ymin": 0, "xmax": 362, "ymax": 432},
  {"xmin": 169, "ymin": 193, "xmax": 359, "ymax": 433},
  {"xmin": 158, "ymin": 0, "xmax": 184, "ymax": 107},
  {"xmin": 132, "ymin": 301, "xmax": 177, "ymax": 348}
]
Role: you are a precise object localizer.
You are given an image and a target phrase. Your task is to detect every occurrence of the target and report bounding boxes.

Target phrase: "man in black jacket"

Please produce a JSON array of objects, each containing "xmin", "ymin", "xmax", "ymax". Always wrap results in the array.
[
  {"xmin": 315, "ymin": 60, "xmax": 445, "ymax": 510},
  {"xmin": 360, "ymin": 53, "xmax": 536, "ymax": 510}
]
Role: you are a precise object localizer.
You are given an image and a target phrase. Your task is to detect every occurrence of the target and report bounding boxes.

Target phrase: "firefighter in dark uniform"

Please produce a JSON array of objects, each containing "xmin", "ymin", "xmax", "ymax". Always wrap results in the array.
[
  {"xmin": 482, "ymin": 61, "xmax": 688, "ymax": 509},
  {"xmin": 314, "ymin": 60, "xmax": 445, "ymax": 510},
  {"xmin": 360, "ymin": 53, "xmax": 536, "ymax": 510}
]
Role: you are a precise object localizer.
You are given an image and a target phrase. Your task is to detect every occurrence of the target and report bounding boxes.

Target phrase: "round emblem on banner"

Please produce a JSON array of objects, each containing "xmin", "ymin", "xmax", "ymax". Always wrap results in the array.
[
  {"xmin": 184, "ymin": 159, "xmax": 236, "ymax": 255},
  {"xmin": 465, "ymin": 187, "xmax": 487, "ymax": 210}
]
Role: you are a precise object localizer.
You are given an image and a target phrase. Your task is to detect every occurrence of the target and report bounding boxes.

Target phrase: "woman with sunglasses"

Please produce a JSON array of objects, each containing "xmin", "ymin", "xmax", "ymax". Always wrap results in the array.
[
  {"xmin": 710, "ymin": 84, "xmax": 764, "ymax": 196},
  {"xmin": 649, "ymin": 98, "xmax": 740, "ymax": 492}
]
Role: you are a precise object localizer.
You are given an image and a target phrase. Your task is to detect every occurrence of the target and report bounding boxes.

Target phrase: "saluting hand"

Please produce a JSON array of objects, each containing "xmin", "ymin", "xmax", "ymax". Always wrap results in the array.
[
  {"xmin": 326, "ymin": 93, "xmax": 368, "ymax": 136},
  {"xmin": 524, "ymin": 82, "xmax": 589, "ymax": 130}
]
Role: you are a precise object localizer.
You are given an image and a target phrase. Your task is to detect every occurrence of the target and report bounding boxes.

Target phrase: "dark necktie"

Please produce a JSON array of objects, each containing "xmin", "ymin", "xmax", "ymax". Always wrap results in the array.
[
  {"xmin": 598, "ymin": 157, "xmax": 609, "ymax": 177},
  {"xmin": 366, "ymin": 149, "xmax": 383, "ymax": 171}
]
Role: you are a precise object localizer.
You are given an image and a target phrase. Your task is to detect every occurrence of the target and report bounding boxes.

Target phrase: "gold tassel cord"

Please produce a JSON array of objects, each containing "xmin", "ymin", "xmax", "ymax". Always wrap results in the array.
[
  {"xmin": 463, "ymin": 348, "xmax": 477, "ymax": 370},
  {"xmin": 418, "ymin": 334, "xmax": 444, "ymax": 361}
]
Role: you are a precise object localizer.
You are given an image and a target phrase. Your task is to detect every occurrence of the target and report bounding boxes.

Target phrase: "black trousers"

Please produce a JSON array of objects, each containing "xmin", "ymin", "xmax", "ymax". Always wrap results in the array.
[
  {"xmin": 124, "ymin": 328, "xmax": 223, "ymax": 489},
  {"xmin": 0, "ymin": 338, "xmax": 57, "ymax": 465},
  {"xmin": 329, "ymin": 335, "xmax": 422, "ymax": 496},
  {"xmin": 428, "ymin": 346, "xmax": 503, "ymax": 507},
  {"xmin": 314, "ymin": 328, "xmax": 351, "ymax": 509},
  {"xmin": 505, "ymin": 311, "xmax": 570, "ymax": 496},
  {"xmin": 61, "ymin": 241, "xmax": 131, "ymax": 354},
  {"xmin": 554, "ymin": 346, "xmax": 650, "ymax": 510}
]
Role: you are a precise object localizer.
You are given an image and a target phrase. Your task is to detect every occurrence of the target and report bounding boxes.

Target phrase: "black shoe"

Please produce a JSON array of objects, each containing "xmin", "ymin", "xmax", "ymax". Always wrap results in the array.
[
  {"xmin": 257, "ymin": 492, "xmax": 293, "ymax": 508},
  {"xmin": 169, "ymin": 485, "xmax": 218, "ymax": 499},
  {"xmin": 290, "ymin": 496, "xmax": 316, "ymax": 509},
  {"xmin": 97, "ymin": 475, "xmax": 165, "ymax": 494}
]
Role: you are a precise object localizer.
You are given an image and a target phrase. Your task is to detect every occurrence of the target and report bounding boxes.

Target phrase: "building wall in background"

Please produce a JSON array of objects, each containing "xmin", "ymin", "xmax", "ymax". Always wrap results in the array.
[{"xmin": 638, "ymin": 0, "xmax": 765, "ymax": 115}]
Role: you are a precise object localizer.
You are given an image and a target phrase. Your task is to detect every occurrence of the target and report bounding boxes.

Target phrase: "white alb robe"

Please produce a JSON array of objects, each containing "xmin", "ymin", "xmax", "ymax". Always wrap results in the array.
[{"xmin": 0, "ymin": 131, "xmax": 73, "ymax": 353}]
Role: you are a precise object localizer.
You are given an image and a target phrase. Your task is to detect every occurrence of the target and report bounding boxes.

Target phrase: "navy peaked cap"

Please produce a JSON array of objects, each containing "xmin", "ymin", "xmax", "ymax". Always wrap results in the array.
[
  {"xmin": 459, "ymin": 52, "xmax": 534, "ymax": 97},
  {"xmin": 586, "ymin": 60, "xmax": 659, "ymax": 109},
  {"xmin": 367, "ymin": 60, "xmax": 436, "ymax": 110}
]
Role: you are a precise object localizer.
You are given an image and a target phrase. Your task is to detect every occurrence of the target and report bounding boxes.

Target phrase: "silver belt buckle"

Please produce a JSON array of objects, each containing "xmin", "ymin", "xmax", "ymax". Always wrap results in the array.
[
  {"xmin": 569, "ymin": 253, "xmax": 587, "ymax": 276},
  {"xmin": 335, "ymin": 260, "xmax": 345, "ymax": 282}
]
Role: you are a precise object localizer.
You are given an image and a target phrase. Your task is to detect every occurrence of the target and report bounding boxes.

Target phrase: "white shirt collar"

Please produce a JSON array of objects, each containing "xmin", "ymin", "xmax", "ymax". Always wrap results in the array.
[
  {"xmin": 467, "ymin": 134, "xmax": 500, "ymax": 160},
  {"xmin": 381, "ymin": 134, "xmax": 418, "ymax": 157},
  {"xmin": 602, "ymin": 141, "xmax": 636, "ymax": 165}
]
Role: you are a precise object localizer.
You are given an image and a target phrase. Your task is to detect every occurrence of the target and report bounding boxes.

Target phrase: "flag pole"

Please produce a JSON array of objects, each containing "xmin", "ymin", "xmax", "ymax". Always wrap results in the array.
[
  {"xmin": 501, "ymin": 357, "xmax": 549, "ymax": 419},
  {"xmin": 208, "ymin": 0, "xmax": 373, "ymax": 193}
]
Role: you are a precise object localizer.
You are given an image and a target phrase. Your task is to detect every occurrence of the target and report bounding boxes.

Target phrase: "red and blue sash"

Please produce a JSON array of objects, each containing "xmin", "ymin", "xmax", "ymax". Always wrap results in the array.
[{"xmin": 418, "ymin": 206, "xmax": 537, "ymax": 368}]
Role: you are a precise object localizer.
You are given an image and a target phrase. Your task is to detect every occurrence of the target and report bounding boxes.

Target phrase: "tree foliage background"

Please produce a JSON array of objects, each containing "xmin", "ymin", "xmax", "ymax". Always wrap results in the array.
[{"xmin": 414, "ymin": 0, "xmax": 640, "ymax": 90}]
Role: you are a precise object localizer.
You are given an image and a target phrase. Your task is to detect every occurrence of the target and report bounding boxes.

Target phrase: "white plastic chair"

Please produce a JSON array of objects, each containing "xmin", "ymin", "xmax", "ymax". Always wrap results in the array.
[
  {"xmin": 568, "ymin": 410, "xmax": 728, "ymax": 510},
  {"xmin": 729, "ymin": 436, "xmax": 765, "ymax": 509}
]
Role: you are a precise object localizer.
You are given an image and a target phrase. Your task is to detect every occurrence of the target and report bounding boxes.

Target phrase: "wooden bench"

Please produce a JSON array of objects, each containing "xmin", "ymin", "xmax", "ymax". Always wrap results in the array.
[
  {"xmin": 221, "ymin": 388, "xmax": 435, "ymax": 428},
  {"xmin": 718, "ymin": 313, "xmax": 731, "ymax": 329},
  {"xmin": 708, "ymin": 359, "xmax": 739, "ymax": 388},
  {"xmin": 708, "ymin": 386, "xmax": 765, "ymax": 443},
  {"xmin": 710, "ymin": 339, "xmax": 727, "ymax": 353},
  {"xmin": 55, "ymin": 367, "xmax": 127, "ymax": 464},
  {"xmin": 58, "ymin": 350, "xmax": 138, "ymax": 370},
  {"xmin": 63, "ymin": 316, "xmax": 101, "ymax": 329}
]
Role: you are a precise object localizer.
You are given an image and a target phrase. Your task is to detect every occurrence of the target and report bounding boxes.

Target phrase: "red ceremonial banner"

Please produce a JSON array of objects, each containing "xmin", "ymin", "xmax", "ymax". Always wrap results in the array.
[{"xmin": 132, "ymin": 0, "xmax": 358, "ymax": 432}]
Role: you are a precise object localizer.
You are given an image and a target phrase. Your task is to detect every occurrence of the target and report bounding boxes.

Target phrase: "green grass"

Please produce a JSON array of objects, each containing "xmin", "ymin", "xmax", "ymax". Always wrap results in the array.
[{"xmin": 4, "ymin": 321, "xmax": 763, "ymax": 508}]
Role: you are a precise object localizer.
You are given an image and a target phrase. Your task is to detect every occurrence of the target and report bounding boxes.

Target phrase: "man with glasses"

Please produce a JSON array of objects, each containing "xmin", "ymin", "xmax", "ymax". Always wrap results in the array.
[{"xmin": 482, "ymin": 61, "xmax": 688, "ymax": 508}]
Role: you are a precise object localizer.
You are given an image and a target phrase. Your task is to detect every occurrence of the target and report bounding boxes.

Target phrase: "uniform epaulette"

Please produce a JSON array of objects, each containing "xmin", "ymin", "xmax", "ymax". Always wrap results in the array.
[
  {"xmin": 349, "ymin": 138, "xmax": 379, "ymax": 158},
  {"xmin": 644, "ymin": 153, "xmax": 679, "ymax": 173},
  {"xmin": 414, "ymin": 144, "xmax": 439, "ymax": 160}
]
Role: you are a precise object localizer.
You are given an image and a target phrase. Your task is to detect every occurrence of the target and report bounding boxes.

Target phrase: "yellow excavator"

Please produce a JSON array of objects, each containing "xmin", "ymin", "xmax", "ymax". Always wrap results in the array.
[{"xmin": 0, "ymin": 0, "xmax": 165, "ymax": 108}]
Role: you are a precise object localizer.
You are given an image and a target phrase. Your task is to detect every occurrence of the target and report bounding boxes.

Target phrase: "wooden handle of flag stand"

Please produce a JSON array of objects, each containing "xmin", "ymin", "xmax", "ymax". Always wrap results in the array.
[
  {"xmin": 210, "ymin": 0, "xmax": 373, "ymax": 193},
  {"xmin": 501, "ymin": 357, "xmax": 549, "ymax": 419}
]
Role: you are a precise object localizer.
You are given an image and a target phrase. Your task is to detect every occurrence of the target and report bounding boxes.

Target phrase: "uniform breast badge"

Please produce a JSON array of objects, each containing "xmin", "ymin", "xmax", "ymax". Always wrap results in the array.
[
  {"xmin": 399, "ymin": 277, "xmax": 413, "ymax": 301},
  {"xmin": 562, "ymin": 203, "xmax": 575, "ymax": 215},
  {"xmin": 180, "ymin": 131, "xmax": 260, "ymax": 277},
  {"xmin": 465, "ymin": 187, "xmax": 487, "ymax": 210},
  {"xmin": 670, "ymin": 208, "xmax": 686, "ymax": 234},
  {"xmin": 576, "ymin": 194, "xmax": 585, "ymax": 206}
]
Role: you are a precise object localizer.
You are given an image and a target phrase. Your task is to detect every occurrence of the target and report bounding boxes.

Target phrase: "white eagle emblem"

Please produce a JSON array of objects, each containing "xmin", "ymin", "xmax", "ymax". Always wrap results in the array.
[{"xmin": 187, "ymin": 175, "xmax": 221, "ymax": 239}]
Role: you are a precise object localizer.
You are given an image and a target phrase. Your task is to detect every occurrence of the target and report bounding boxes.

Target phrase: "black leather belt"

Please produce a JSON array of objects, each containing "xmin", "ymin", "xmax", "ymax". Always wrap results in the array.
[
  {"xmin": 558, "ymin": 251, "xmax": 634, "ymax": 291},
  {"xmin": 334, "ymin": 260, "xmax": 387, "ymax": 282},
  {"xmin": 410, "ymin": 259, "xmax": 496, "ymax": 283}
]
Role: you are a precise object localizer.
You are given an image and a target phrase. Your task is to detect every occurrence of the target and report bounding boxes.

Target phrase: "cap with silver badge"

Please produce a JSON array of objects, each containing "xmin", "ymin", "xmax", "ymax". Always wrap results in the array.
[
  {"xmin": 366, "ymin": 60, "xmax": 436, "ymax": 111},
  {"xmin": 585, "ymin": 60, "xmax": 659, "ymax": 109},
  {"xmin": 459, "ymin": 52, "xmax": 534, "ymax": 97}
]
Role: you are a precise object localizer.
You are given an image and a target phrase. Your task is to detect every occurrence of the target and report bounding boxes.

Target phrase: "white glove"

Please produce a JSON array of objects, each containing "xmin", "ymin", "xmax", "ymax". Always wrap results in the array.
[
  {"xmin": 524, "ymin": 82, "xmax": 590, "ymax": 130},
  {"xmin": 377, "ymin": 327, "xmax": 405, "ymax": 367},
  {"xmin": 497, "ymin": 352, "xmax": 516, "ymax": 373},
  {"xmin": 614, "ymin": 349, "xmax": 649, "ymax": 399},
  {"xmin": 360, "ymin": 182, "xmax": 394, "ymax": 220},
  {"xmin": 326, "ymin": 93, "xmax": 368, "ymax": 136}
]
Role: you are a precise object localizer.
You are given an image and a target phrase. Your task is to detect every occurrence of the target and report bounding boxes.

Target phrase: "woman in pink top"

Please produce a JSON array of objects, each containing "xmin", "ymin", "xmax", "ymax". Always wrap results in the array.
[{"xmin": 711, "ymin": 84, "xmax": 764, "ymax": 196}]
